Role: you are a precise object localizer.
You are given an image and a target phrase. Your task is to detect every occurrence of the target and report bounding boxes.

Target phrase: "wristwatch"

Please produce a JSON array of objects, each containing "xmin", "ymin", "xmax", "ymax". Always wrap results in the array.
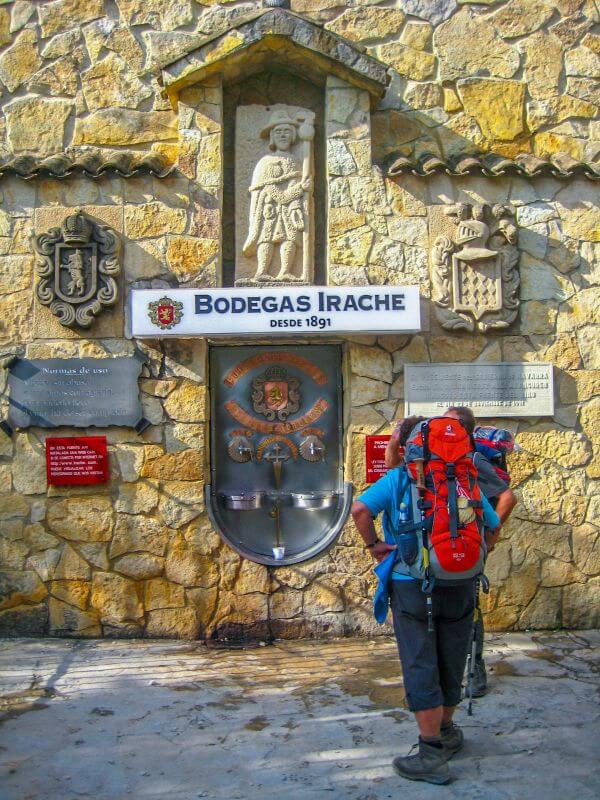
[{"xmin": 365, "ymin": 540, "xmax": 381, "ymax": 550}]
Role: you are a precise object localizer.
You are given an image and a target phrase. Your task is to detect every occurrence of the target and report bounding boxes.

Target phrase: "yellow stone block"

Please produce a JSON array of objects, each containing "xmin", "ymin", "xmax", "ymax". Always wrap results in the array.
[
  {"xmin": 47, "ymin": 497, "xmax": 113, "ymax": 542},
  {"xmin": 0, "ymin": 290, "xmax": 33, "ymax": 347},
  {"xmin": 48, "ymin": 598, "xmax": 101, "ymax": 637},
  {"xmin": 50, "ymin": 580, "xmax": 90, "ymax": 610},
  {"xmin": 74, "ymin": 109, "xmax": 178, "ymax": 147},
  {"xmin": 400, "ymin": 22, "xmax": 432, "ymax": 51},
  {"xmin": 329, "ymin": 206, "xmax": 367, "ymax": 238},
  {"xmin": 580, "ymin": 397, "xmax": 600, "ymax": 443},
  {"xmin": 144, "ymin": 577, "xmax": 185, "ymax": 610},
  {"xmin": 5, "ymin": 96, "xmax": 72, "ymax": 155},
  {"xmin": 166, "ymin": 236, "xmax": 219, "ymax": 282},
  {"xmin": 146, "ymin": 607, "xmax": 200, "ymax": 639},
  {"xmin": 533, "ymin": 131, "xmax": 584, "ymax": 161},
  {"xmin": 91, "ymin": 572, "xmax": 144, "ymax": 623},
  {"xmin": 521, "ymin": 30, "xmax": 564, "ymax": 100},
  {"xmin": 81, "ymin": 52, "xmax": 152, "ymax": 111},
  {"xmin": 0, "ymin": 571, "xmax": 47, "ymax": 611},
  {"xmin": 457, "ymin": 78, "xmax": 526, "ymax": 141},
  {"xmin": 124, "ymin": 202, "xmax": 187, "ymax": 239},
  {"xmin": 0, "ymin": 8, "xmax": 9, "ymax": 48},
  {"xmin": 378, "ymin": 43, "xmax": 436, "ymax": 81},
  {"xmin": 329, "ymin": 226, "xmax": 374, "ymax": 267},
  {"xmin": 0, "ymin": 29, "xmax": 41, "ymax": 92},
  {"xmin": 492, "ymin": 0, "xmax": 555, "ymax": 39},
  {"xmin": 559, "ymin": 370, "xmax": 600, "ymax": 404},
  {"xmin": 141, "ymin": 450, "xmax": 204, "ymax": 481},
  {"xmin": 110, "ymin": 515, "xmax": 169, "ymax": 559},
  {"xmin": 443, "ymin": 87, "xmax": 462, "ymax": 112},
  {"xmin": 39, "ymin": 0, "xmax": 104, "ymax": 38},
  {"xmin": 28, "ymin": 56, "xmax": 79, "ymax": 97},
  {"xmin": 556, "ymin": 287, "xmax": 600, "ymax": 332},
  {"xmin": 326, "ymin": 8, "xmax": 406, "ymax": 43},
  {"xmin": 116, "ymin": 0, "xmax": 192, "ymax": 30},
  {"xmin": 196, "ymin": 133, "xmax": 222, "ymax": 187},
  {"xmin": 165, "ymin": 534, "xmax": 219, "ymax": 587},
  {"xmin": 163, "ymin": 380, "xmax": 206, "ymax": 423},
  {"xmin": 517, "ymin": 427, "xmax": 592, "ymax": 469}
]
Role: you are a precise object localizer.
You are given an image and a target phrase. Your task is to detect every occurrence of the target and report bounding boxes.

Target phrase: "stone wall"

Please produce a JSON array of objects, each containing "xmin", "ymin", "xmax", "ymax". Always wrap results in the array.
[{"xmin": 0, "ymin": 0, "xmax": 598, "ymax": 638}]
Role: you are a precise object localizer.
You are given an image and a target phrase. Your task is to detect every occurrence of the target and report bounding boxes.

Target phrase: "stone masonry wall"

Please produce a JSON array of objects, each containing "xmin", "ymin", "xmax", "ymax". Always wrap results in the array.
[{"xmin": 0, "ymin": 1, "xmax": 598, "ymax": 638}]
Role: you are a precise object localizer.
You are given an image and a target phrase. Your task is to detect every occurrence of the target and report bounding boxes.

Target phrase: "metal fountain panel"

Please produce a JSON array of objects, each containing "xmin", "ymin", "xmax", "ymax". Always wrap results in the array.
[{"xmin": 207, "ymin": 344, "xmax": 350, "ymax": 566}]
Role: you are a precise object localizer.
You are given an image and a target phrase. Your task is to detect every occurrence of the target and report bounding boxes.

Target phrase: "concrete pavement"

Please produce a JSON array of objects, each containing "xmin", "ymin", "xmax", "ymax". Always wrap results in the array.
[{"xmin": 1, "ymin": 631, "xmax": 599, "ymax": 799}]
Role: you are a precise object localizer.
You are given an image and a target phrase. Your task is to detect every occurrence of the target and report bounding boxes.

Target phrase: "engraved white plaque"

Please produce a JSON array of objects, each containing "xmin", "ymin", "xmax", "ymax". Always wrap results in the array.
[{"xmin": 405, "ymin": 362, "xmax": 554, "ymax": 418}]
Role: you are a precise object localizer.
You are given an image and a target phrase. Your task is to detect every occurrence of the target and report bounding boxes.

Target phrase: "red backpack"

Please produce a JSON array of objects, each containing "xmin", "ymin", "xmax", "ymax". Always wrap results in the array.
[{"xmin": 403, "ymin": 417, "xmax": 486, "ymax": 585}]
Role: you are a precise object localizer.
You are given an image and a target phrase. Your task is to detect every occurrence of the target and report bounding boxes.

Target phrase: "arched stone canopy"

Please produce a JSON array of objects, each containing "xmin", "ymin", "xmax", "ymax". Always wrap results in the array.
[{"xmin": 160, "ymin": 8, "xmax": 389, "ymax": 108}]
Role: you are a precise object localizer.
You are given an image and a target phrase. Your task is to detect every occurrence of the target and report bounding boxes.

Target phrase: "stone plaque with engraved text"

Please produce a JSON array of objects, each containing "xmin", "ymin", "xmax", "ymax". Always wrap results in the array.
[
  {"xmin": 405, "ymin": 363, "xmax": 554, "ymax": 418},
  {"xmin": 7, "ymin": 357, "xmax": 144, "ymax": 429}
]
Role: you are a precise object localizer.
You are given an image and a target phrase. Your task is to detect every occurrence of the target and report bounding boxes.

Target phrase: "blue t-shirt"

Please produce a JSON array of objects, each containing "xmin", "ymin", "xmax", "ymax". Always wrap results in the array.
[{"xmin": 359, "ymin": 466, "xmax": 501, "ymax": 581}]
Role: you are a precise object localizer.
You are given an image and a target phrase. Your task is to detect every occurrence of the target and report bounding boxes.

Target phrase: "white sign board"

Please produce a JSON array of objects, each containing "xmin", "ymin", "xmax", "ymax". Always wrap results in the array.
[
  {"xmin": 130, "ymin": 286, "xmax": 421, "ymax": 337},
  {"xmin": 405, "ymin": 362, "xmax": 554, "ymax": 417}
]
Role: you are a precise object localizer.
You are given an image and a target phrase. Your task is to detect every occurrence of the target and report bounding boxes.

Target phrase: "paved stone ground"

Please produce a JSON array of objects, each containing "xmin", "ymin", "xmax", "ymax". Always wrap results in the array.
[{"xmin": 0, "ymin": 631, "xmax": 599, "ymax": 800}]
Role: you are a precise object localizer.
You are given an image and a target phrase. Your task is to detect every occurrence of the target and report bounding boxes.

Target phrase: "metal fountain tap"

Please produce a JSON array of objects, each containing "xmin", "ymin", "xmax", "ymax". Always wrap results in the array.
[
  {"xmin": 308, "ymin": 439, "xmax": 324, "ymax": 461},
  {"xmin": 264, "ymin": 442, "xmax": 290, "ymax": 490}
]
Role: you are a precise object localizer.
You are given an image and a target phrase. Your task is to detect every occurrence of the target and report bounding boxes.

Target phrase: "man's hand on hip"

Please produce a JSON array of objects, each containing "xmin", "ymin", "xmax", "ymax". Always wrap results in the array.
[{"xmin": 370, "ymin": 542, "xmax": 397, "ymax": 562}]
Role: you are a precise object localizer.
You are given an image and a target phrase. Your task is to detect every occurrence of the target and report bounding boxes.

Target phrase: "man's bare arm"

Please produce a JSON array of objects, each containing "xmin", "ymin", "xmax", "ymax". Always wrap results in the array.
[
  {"xmin": 384, "ymin": 427, "xmax": 402, "ymax": 469},
  {"xmin": 351, "ymin": 501, "xmax": 396, "ymax": 562},
  {"xmin": 495, "ymin": 488, "xmax": 517, "ymax": 525}
]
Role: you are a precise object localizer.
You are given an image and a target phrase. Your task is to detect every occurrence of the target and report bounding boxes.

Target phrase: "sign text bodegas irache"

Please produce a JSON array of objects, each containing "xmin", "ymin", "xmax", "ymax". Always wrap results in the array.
[{"xmin": 131, "ymin": 286, "xmax": 421, "ymax": 337}]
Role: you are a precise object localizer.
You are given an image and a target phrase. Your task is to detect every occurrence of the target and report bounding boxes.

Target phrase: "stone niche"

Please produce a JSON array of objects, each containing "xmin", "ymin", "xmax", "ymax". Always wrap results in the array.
[
  {"xmin": 159, "ymin": 6, "xmax": 389, "ymax": 288},
  {"xmin": 226, "ymin": 73, "xmax": 324, "ymax": 287}
]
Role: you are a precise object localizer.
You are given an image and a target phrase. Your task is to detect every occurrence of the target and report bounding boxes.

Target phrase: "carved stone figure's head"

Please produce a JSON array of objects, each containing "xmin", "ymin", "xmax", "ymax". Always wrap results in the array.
[
  {"xmin": 270, "ymin": 123, "xmax": 296, "ymax": 152},
  {"xmin": 260, "ymin": 110, "xmax": 300, "ymax": 151}
]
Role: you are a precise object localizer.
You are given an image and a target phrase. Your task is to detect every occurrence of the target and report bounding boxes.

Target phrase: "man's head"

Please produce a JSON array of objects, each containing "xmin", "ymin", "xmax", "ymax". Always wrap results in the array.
[
  {"xmin": 444, "ymin": 406, "xmax": 476, "ymax": 435},
  {"xmin": 397, "ymin": 415, "xmax": 425, "ymax": 447}
]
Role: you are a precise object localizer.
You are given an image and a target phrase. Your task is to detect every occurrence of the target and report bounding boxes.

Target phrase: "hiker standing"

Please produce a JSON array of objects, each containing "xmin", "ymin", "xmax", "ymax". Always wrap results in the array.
[
  {"xmin": 444, "ymin": 407, "xmax": 517, "ymax": 696},
  {"xmin": 352, "ymin": 416, "xmax": 501, "ymax": 785}
]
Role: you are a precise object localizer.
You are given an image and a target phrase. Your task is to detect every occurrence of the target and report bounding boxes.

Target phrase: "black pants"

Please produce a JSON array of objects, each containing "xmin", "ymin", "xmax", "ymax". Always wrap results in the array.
[{"xmin": 390, "ymin": 580, "xmax": 476, "ymax": 712}]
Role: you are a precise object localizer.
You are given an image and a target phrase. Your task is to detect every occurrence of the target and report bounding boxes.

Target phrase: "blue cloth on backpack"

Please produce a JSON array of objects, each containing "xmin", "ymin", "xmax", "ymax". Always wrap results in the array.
[{"xmin": 373, "ymin": 550, "xmax": 398, "ymax": 624}]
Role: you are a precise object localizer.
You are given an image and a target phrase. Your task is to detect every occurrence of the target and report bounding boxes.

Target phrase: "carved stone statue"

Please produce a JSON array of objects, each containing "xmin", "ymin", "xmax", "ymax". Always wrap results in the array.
[
  {"xmin": 235, "ymin": 105, "xmax": 315, "ymax": 286},
  {"xmin": 33, "ymin": 210, "xmax": 120, "ymax": 329},
  {"xmin": 431, "ymin": 203, "xmax": 520, "ymax": 332}
]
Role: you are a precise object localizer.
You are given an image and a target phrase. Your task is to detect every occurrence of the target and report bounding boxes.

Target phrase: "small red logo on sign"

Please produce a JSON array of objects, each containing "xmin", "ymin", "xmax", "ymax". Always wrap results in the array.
[{"xmin": 148, "ymin": 296, "xmax": 183, "ymax": 330}]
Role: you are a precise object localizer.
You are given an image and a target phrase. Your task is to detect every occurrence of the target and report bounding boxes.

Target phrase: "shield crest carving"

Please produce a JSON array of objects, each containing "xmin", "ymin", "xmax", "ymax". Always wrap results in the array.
[
  {"xmin": 34, "ymin": 210, "xmax": 120, "ymax": 329},
  {"xmin": 55, "ymin": 243, "xmax": 98, "ymax": 304},
  {"xmin": 431, "ymin": 203, "xmax": 520, "ymax": 332},
  {"xmin": 452, "ymin": 252, "xmax": 502, "ymax": 320},
  {"xmin": 252, "ymin": 366, "xmax": 300, "ymax": 421}
]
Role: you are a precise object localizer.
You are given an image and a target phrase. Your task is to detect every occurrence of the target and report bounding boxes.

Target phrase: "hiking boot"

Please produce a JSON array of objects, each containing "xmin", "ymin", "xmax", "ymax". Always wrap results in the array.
[
  {"xmin": 471, "ymin": 658, "xmax": 488, "ymax": 698},
  {"xmin": 392, "ymin": 739, "xmax": 451, "ymax": 785},
  {"xmin": 440, "ymin": 722, "xmax": 464, "ymax": 760}
]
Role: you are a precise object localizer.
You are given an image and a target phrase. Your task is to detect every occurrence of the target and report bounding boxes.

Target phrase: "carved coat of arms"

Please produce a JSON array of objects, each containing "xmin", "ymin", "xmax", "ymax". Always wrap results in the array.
[
  {"xmin": 148, "ymin": 296, "xmax": 184, "ymax": 330},
  {"xmin": 251, "ymin": 366, "xmax": 300, "ymax": 421},
  {"xmin": 33, "ymin": 210, "xmax": 120, "ymax": 329},
  {"xmin": 431, "ymin": 204, "xmax": 520, "ymax": 332}
]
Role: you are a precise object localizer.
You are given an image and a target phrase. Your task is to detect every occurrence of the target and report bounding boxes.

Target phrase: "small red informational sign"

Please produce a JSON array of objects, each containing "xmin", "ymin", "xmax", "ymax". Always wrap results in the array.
[
  {"xmin": 46, "ymin": 436, "xmax": 109, "ymax": 486},
  {"xmin": 365, "ymin": 435, "xmax": 391, "ymax": 483}
]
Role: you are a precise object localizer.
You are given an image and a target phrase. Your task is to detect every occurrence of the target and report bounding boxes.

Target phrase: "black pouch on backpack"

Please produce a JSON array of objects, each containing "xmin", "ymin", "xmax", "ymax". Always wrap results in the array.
[{"xmin": 397, "ymin": 532, "xmax": 418, "ymax": 566}]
